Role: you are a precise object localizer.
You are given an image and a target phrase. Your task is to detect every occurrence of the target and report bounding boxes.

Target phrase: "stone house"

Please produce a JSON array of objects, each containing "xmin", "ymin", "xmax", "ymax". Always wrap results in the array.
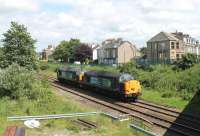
[
  {"xmin": 147, "ymin": 31, "xmax": 200, "ymax": 63},
  {"xmin": 97, "ymin": 38, "xmax": 138, "ymax": 65}
]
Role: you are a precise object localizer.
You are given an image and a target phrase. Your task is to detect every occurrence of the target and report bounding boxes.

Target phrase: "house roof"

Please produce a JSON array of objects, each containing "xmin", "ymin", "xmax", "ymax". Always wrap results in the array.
[
  {"xmin": 100, "ymin": 38, "xmax": 135, "ymax": 49},
  {"xmin": 148, "ymin": 32, "xmax": 179, "ymax": 42},
  {"xmin": 102, "ymin": 40, "xmax": 122, "ymax": 48}
]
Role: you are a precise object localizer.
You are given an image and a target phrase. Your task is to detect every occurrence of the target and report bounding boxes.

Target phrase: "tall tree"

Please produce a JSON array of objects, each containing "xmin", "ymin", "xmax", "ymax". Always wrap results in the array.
[
  {"xmin": 0, "ymin": 47, "xmax": 3, "ymax": 65},
  {"xmin": 74, "ymin": 44, "xmax": 92, "ymax": 64},
  {"xmin": 1, "ymin": 21, "xmax": 37, "ymax": 69},
  {"xmin": 52, "ymin": 41, "xmax": 66, "ymax": 62},
  {"xmin": 52, "ymin": 39, "xmax": 80, "ymax": 62}
]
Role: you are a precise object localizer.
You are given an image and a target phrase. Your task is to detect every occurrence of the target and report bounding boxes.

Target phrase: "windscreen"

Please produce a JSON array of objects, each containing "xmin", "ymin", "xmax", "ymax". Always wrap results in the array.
[{"xmin": 119, "ymin": 74, "xmax": 134, "ymax": 83}]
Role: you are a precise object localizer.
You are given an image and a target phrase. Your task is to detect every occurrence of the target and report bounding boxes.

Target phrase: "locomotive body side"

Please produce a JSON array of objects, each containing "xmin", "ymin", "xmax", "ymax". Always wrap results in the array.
[
  {"xmin": 57, "ymin": 67, "xmax": 141, "ymax": 101},
  {"xmin": 82, "ymin": 71, "xmax": 141, "ymax": 100}
]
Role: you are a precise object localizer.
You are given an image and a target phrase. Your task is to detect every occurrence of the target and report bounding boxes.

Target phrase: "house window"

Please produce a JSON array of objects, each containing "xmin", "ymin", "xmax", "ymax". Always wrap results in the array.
[
  {"xmin": 181, "ymin": 54, "xmax": 183, "ymax": 58},
  {"xmin": 109, "ymin": 50, "xmax": 112, "ymax": 58},
  {"xmin": 106, "ymin": 50, "xmax": 109, "ymax": 58},
  {"xmin": 112, "ymin": 49, "xmax": 116, "ymax": 58},
  {"xmin": 176, "ymin": 54, "xmax": 180, "ymax": 59},
  {"xmin": 176, "ymin": 45, "xmax": 179, "ymax": 49},
  {"xmin": 171, "ymin": 42, "xmax": 175, "ymax": 49}
]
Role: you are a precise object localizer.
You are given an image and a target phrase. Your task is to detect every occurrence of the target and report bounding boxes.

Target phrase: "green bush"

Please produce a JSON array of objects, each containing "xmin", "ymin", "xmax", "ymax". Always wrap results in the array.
[
  {"xmin": 180, "ymin": 90, "xmax": 192, "ymax": 101},
  {"xmin": 118, "ymin": 61, "xmax": 139, "ymax": 78},
  {"xmin": 40, "ymin": 64, "xmax": 50, "ymax": 70},
  {"xmin": 119, "ymin": 61, "xmax": 200, "ymax": 98},
  {"xmin": 173, "ymin": 53, "xmax": 198, "ymax": 70},
  {"xmin": 0, "ymin": 64, "xmax": 53, "ymax": 100}
]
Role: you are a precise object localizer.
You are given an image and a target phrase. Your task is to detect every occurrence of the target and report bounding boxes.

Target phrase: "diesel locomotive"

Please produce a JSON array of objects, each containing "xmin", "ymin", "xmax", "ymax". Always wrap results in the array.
[{"xmin": 57, "ymin": 67, "xmax": 141, "ymax": 101}]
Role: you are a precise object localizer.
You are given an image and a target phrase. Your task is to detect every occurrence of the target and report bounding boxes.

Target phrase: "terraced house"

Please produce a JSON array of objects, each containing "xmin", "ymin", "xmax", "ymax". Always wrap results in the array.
[
  {"xmin": 147, "ymin": 31, "xmax": 200, "ymax": 63},
  {"xmin": 97, "ymin": 38, "xmax": 139, "ymax": 65}
]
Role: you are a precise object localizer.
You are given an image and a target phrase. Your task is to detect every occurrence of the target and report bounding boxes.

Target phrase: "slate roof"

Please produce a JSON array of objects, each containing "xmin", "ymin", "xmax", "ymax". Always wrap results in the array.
[
  {"xmin": 148, "ymin": 32, "xmax": 179, "ymax": 42},
  {"xmin": 101, "ymin": 41, "xmax": 122, "ymax": 49},
  {"xmin": 100, "ymin": 38, "xmax": 135, "ymax": 49}
]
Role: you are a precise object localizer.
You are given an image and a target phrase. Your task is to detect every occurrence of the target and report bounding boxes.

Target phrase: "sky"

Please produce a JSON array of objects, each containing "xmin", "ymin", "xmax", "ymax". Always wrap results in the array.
[{"xmin": 1, "ymin": 0, "xmax": 200, "ymax": 52}]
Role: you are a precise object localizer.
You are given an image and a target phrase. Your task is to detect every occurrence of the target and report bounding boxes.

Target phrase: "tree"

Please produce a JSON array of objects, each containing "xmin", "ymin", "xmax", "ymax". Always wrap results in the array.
[
  {"xmin": 0, "ymin": 47, "xmax": 3, "ymax": 66},
  {"xmin": 74, "ymin": 44, "xmax": 92, "ymax": 64},
  {"xmin": 174, "ymin": 53, "xmax": 198, "ymax": 70},
  {"xmin": 1, "ymin": 21, "xmax": 38, "ymax": 69},
  {"xmin": 52, "ymin": 41, "xmax": 66, "ymax": 62},
  {"xmin": 52, "ymin": 39, "xmax": 80, "ymax": 62}
]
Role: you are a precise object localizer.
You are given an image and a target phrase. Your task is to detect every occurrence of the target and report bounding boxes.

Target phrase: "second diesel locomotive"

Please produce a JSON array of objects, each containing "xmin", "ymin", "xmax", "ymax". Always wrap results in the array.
[{"xmin": 57, "ymin": 67, "xmax": 141, "ymax": 101}]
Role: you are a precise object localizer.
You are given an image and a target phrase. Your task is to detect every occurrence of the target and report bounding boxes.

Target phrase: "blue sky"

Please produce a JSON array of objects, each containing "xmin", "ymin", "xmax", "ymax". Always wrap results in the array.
[{"xmin": 1, "ymin": 0, "xmax": 200, "ymax": 52}]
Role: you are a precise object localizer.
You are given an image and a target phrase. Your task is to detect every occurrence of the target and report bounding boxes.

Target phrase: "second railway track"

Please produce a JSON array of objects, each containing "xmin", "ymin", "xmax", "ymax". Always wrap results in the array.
[{"xmin": 48, "ymin": 77, "xmax": 200, "ymax": 136}]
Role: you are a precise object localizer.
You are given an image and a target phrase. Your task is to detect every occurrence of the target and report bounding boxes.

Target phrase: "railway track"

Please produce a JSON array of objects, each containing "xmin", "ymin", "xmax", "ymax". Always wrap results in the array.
[
  {"xmin": 47, "ymin": 77, "xmax": 200, "ymax": 136},
  {"xmin": 134, "ymin": 100, "xmax": 200, "ymax": 120},
  {"xmin": 131, "ymin": 100, "xmax": 200, "ymax": 128},
  {"xmin": 74, "ymin": 119, "xmax": 97, "ymax": 129}
]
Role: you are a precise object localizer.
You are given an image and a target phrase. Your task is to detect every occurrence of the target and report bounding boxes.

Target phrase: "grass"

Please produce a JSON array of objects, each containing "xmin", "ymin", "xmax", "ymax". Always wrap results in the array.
[
  {"xmin": 140, "ymin": 88, "xmax": 200, "ymax": 115},
  {"xmin": 140, "ymin": 88, "xmax": 189, "ymax": 109},
  {"xmin": 26, "ymin": 115, "xmax": 141, "ymax": 136}
]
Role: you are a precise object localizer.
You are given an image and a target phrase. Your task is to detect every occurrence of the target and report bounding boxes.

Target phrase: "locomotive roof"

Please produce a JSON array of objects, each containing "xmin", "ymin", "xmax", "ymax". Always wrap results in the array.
[
  {"xmin": 85, "ymin": 70, "xmax": 121, "ymax": 78},
  {"xmin": 58, "ymin": 67, "xmax": 81, "ymax": 72}
]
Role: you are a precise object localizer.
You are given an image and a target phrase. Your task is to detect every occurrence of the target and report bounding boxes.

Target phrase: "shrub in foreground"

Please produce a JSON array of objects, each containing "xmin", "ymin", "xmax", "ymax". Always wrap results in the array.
[{"xmin": 0, "ymin": 64, "xmax": 53, "ymax": 100}]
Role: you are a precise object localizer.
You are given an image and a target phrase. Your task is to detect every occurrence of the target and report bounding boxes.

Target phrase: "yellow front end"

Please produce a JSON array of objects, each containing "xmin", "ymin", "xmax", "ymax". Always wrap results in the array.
[
  {"xmin": 79, "ymin": 73, "xmax": 84, "ymax": 81},
  {"xmin": 124, "ymin": 80, "xmax": 141, "ymax": 96}
]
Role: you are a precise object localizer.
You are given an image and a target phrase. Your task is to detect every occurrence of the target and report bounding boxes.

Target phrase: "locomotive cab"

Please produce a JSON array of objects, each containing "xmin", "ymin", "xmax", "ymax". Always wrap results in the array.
[{"xmin": 119, "ymin": 74, "xmax": 141, "ymax": 98}]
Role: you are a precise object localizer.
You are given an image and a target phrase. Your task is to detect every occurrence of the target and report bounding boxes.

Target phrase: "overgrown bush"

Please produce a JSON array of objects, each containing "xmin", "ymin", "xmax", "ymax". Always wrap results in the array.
[
  {"xmin": 40, "ymin": 64, "xmax": 50, "ymax": 70},
  {"xmin": 178, "ymin": 64, "xmax": 200, "ymax": 93},
  {"xmin": 173, "ymin": 53, "xmax": 198, "ymax": 70},
  {"xmin": 0, "ymin": 64, "xmax": 53, "ymax": 100},
  {"xmin": 118, "ymin": 61, "xmax": 139, "ymax": 78}
]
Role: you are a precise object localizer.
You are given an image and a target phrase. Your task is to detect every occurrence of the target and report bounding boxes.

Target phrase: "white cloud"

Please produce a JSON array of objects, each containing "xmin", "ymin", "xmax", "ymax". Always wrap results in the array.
[
  {"xmin": 0, "ymin": 0, "xmax": 200, "ymax": 51},
  {"xmin": 0, "ymin": 0, "xmax": 40, "ymax": 12}
]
